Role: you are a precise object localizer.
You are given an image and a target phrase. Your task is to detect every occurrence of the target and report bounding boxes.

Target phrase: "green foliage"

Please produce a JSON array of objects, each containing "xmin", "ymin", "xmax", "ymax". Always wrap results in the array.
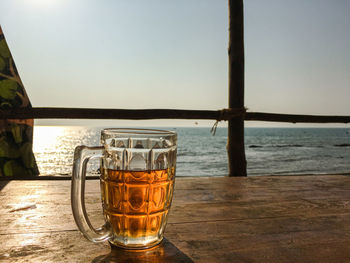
[
  {"xmin": 0, "ymin": 36, "xmax": 39, "ymax": 177},
  {"xmin": 0, "ymin": 57, "xmax": 5, "ymax": 71},
  {"xmin": 20, "ymin": 142, "xmax": 35, "ymax": 168},
  {"xmin": 11, "ymin": 123, "xmax": 23, "ymax": 144},
  {"xmin": 25, "ymin": 126, "xmax": 33, "ymax": 141},
  {"xmin": 0, "ymin": 79, "xmax": 18, "ymax": 100},
  {"xmin": 0, "ymin": 102, "xmax": 12, "ymax": 108},
  {"xmin": 0, "ymin": 39, "xmax": 11, "ymax": 58},
  {"xmin": 3, "ymin": 160, "xmax": 29, "ymax": 177},
  {"xmin": 0, "ymin": 136, "xmax": 20, "ymax": 158}
]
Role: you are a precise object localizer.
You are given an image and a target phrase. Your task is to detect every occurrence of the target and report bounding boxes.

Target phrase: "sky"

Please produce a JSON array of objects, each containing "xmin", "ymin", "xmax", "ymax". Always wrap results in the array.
[{"xmin": 0, "ymin": 0, "xmax": 349, "ymax": 127}]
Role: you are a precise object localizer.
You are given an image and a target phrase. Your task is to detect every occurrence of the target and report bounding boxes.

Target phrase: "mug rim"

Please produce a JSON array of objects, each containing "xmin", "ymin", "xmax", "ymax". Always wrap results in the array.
[{"xmin": 101, "ymin": 128, "xmax": 176, "ymax": 136}]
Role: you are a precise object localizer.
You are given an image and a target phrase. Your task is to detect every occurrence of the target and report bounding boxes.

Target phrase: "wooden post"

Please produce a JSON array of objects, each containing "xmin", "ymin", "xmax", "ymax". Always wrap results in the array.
[{"xmin": 227, "ymin": 0, "xmax": 247, "ymax": 176}]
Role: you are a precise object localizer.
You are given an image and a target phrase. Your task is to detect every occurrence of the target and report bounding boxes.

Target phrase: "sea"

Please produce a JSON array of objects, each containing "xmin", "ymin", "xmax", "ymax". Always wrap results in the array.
[{"xmin": 33, "ymin": 127, "xmax": 350, "ymax": 177}]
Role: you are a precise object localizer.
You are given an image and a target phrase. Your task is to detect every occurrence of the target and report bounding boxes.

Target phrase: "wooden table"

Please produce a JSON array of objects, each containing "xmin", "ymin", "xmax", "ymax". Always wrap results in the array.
[{"xmin": 1, "ymin": 175, "xmax": 350, "ymax": 262}]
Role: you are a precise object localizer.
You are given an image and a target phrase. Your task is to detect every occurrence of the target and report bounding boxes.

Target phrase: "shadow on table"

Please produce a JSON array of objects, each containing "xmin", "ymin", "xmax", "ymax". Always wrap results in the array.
[
  {"xmin": 0, "ymin": 181, "xmax": 8, "ymax": 191},
  {"xmin": 91, "ymin": 238, "xmax": 194, "ymax": 263}
]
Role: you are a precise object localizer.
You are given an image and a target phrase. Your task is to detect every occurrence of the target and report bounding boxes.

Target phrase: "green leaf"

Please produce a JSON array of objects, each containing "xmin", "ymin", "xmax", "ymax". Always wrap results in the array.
[
  {"xmin": 3, "ymin": 160, "xmax": 29, "ymax": 177},
  {"xmin": 11, "ymin": 123, "xmax": 22, "ymax": 144},
  {"xmin": 0, "ymin": 79, "xmax": 17, "ymax": 100},
  {"xmin": 0, "ymin": 102, "xmax": 12, "ymax": 109},
  {"xmin": 25, "ymin": 126, "xmax": 33, "ymax": 141},
  {"xmin": 0, "ymin": 57, "xmax": 5, "ymax": 71},
  {"xmin": 0, "ymin": 39, "xmax": 11, "ymax": 58},
  {"xmin": 0, "ymin": 136, "xmax": 20, "ymax": 158},
  {"xmin": 20, "ymin": 142, "xmax": 35, "ymax": 168}
]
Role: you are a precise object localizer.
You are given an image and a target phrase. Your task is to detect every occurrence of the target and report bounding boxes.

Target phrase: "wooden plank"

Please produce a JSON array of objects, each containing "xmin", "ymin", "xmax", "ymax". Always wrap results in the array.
[
  {"xmin": 2, "ymin": 175, "xmax": 350, "ymax": 206},
  {"xmin": 245, "ymin": 112, "xmax": 350, "ymax": 123},
  {"xmin": 0, "ymin": 107, "xmax": 222, "ymax": 120},
  {"xmin": 2, "ymin": 175, "xmax": 350, "ymax": 193},
  {"xmin": 0, "ymin": 107, "xmax": 350, "ymax": 123},
  {"xmin": 2, "ymin": 176, "xmax": 350, "ymax": 262},
  {"xmin": 2, "ymin": 195, "xmax": 350, "ymax": 234},
  {"xmin": 1, "ymin": 176, "xmax": 350, "ymax": 234},
  {"xmin": 227, "ymin": 0, "xmax": 247, "ymax": 176},
  {"xmin": 1, "ymin": 215, "xmax": 350, "ymax": 263},
  {"xmin": 166, "ymin": 217, "xmax": 350, "ymax": 263}
]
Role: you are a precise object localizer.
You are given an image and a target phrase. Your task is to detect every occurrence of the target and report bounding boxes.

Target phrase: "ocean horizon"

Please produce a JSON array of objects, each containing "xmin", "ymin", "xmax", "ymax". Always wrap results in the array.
[{"xmin": 33, "ymin": 126, "xmax": 350, "ymax": 177}]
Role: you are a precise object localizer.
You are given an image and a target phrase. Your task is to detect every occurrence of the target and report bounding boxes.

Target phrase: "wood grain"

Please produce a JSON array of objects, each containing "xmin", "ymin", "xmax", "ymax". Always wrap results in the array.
[{"xmin": 1, "ymin": 176, "xmax": 350, "ymax": 262}]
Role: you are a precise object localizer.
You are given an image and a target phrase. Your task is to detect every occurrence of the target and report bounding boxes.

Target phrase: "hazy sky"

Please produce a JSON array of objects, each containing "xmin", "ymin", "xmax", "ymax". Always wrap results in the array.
[{"xmin": 0, "ymin": 0, "xmax": 349, "ymax": 127}]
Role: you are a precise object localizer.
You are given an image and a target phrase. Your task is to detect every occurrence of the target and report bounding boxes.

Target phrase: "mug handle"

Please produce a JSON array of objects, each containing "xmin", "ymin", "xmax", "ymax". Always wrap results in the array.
[{"xmin": 71, "ymin": 146, "xmax": 112, "ymax": 242}]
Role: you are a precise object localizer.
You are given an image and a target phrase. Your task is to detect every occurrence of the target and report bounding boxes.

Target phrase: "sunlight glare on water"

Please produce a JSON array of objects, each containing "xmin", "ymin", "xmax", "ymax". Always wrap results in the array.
[
  {"xmin": 33, "ymin": 126, "xmax": 66, "ymax": 153},
  {"xmin": 33, "ymin": 126, "xmax": 100, "ymax": 176},
  {"xmin": 33, "ymin": 126, "xmax": 72, "ymax": 175},
  {"xmin": 32, "ymin": 126, "xmax": 350, "ymax": 177}
]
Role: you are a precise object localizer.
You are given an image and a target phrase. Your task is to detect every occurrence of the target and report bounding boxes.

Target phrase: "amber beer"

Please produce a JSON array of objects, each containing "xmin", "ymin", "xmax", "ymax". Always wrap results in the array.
[
  {"xmin": 72, "ymin": 128, "xmax": 177, "ymax": 249},
  {"xmin": 100, "ymin": 168, "xmax": 175, "ymax": 245}
]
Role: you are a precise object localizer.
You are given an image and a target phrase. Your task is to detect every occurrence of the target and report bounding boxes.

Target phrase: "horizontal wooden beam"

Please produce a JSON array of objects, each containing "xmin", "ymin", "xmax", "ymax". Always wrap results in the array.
[
  {"xmin": 0, "ymin": 107, "xmax": 349, "ymax": 123},
  {"xmin": 0, "ymin": 107, "xmax": 232, "ymax": 120},
  {"xmin": 245, "ymin": 112, "xmax": 350, "ymax": 123}
]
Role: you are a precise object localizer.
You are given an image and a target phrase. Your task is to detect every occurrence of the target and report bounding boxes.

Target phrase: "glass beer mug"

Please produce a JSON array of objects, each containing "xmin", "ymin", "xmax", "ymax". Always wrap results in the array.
[{"xmin": 71, "ymin": 128, "xmax": 177, "ymax": 249}]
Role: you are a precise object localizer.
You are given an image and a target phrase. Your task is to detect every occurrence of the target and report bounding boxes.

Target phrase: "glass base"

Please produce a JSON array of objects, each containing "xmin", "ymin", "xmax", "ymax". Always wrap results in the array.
[{"xmin": 109, "ymin": 236, "xmax": 163, "ymax": 250}]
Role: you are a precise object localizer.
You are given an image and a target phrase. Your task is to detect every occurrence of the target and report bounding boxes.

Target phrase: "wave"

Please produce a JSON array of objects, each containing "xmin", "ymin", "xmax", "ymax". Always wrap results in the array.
[
  {"xmin": 334, "ymin": 144, "xmax": 350, "ymax": 147},
  {"xmin": 248, "ymin": 145, "xmax": 263, "ymax": 148},
  {"xmin": 177, "ymin": 151, "xmax": 198, "ymax": 157},
  {"xmin": 248, "ymin": 144, "xmax": 304, "ymax": 148},
  {"xmin": 274, "ymin": 144, "xmax": 303, "ymax": 148}
]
